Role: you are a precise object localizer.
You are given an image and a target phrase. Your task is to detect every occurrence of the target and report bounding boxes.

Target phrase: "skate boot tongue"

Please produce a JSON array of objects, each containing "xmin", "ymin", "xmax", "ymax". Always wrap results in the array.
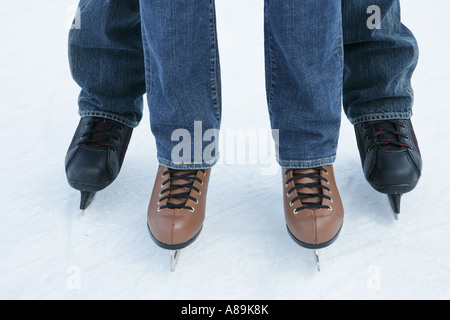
[
  {"xmin": 81, "ymin": 117, "xmax": 123, "ymax": 149},
  {"xmin": 294, "ymin": 168, "xmax": 322, "ymax": 205},
  {"xmin": 367, "ymin": 120, "xmax": 406, "ymax": 151},
  {"xmin": 287, "ymin": 167, "xmax": 331, "ymax": 212},
  {"xmin": 160, "ymin": 169, "xmax": 205, "ymax": 210}
]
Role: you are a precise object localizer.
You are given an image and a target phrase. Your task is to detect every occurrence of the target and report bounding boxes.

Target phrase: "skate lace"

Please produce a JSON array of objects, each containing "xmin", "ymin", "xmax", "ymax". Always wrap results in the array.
[
  {"xmin": 364, "ymin": 120, "xmax": 412, "ymax": 152},
  {"xmin": 78, "ymin": 118, "xmax": 123, "ymax": 150},
  {"xmin": 158, "ymin": 169, "xmax": 206, "ymax": 211},
  {"xmin": 285, "ymin": 167, "xmax": 332, "ymax": 212}
]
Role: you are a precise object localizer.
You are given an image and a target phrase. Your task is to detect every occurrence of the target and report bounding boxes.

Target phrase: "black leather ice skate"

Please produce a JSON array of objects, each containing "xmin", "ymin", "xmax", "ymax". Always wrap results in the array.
[
  {"xmin": 65, "ymin": 117, "xmax": 133, "ymax": 210},
  {"xmin": 354, "ymin": 119, "xmax": 422, "ymax": 218}
]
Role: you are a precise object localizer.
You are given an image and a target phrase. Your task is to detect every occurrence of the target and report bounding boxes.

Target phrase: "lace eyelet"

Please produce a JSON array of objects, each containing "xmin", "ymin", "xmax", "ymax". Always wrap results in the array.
[
  {"xmin": 328, "ymin": 206, "xmax": 333, "ymax": 211},
  {"xmin": 293, "ymin": 209, "xmax": 298, "ymax": 215},
  {"xmin": 289, "ymin": 201, "xmax": 293, "ymax": 207},
  {"xmin": 157, "ymin": 207, "xmax": 161, "ymax": 212},
  {"xmin": 190, "ymin": 207, "xmax": 195, "ymax": 213},
  {"xmin": 112, "ymin": 148, "xmax": 117, "ymax": 152},
  {"xmin": 157, "ymin": 201, "xmax": 161, "ymax": 205},
  {"xmin": 195, "ymin": 199, "xmax": 199, "ymax": 204},
  {"xmin": 198, "ymin": 191, "xmax": 201, "ymax": 195},
  {"xmin": 287, "ymin": 192, "xmax": 290, "ymax": 197}
]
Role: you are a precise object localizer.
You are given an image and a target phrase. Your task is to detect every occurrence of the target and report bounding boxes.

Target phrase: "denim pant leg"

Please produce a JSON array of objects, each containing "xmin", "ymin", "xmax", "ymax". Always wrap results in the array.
[
  {"xmin": 139, "ymin": 0, "xmax": 222, "ymax": 170},
  {"xmin": 342, "ymin": 0, "xmax": 419, "ymax": 125},
  {"xmin": 68, "ymin": 0, "xmax": 146, "ymax": 128},
  {"xmin": 264, "ymin": 0, "xmax": 344, "ymax": 169}
]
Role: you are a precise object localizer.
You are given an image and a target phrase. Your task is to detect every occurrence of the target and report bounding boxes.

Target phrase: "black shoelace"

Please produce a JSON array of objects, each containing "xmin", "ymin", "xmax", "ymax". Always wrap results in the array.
[
  {"xmin": 285, "ymin": 167, "xmax": 332, "ymax": 212},
  {"xmin": 78, "ymin": 118, "xmax": 123, "ymax": 151},
  {"xmin": 158, "ymin": 169, "xmax": 206, "ymax": 211},
  {"xmin": 364, "ymin": 120, "xmax": 412, "ymax": 152}
]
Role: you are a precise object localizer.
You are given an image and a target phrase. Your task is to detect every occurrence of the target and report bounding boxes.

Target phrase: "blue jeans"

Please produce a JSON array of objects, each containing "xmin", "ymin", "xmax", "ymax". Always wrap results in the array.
[
  {"xmin": 69, "ymin": 0, "xmax": 418, "ymax": 170},
  {"xmin": 342, "ymin": 0, "xmax": 419, "ymax": 125}
]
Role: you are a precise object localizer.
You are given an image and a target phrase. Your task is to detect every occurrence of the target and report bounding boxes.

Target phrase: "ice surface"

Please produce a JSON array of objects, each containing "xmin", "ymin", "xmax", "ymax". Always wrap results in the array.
[{"xmin": 1, "ymin": 0, "xmax": 449, "ymax": 300}]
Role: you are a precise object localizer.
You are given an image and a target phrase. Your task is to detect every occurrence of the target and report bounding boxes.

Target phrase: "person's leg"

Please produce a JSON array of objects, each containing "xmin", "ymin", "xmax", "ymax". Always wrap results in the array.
[
  {"xmin": 69, "ymin": 0, "xmax": 146, "ymax": 128},
  {"xmin": 342, "ymin": 0, "xmax": 418, "ymax": 124},
  {"xmin": 264, "ymin": 0, "xmax": 344, "ymax": 258},
  {"xmin": 265, "ymin": 1, "xmax": 343, "ymax": 168},
  {"xmin": 140, "ymin": 0, "xmax": 221, "ymax": 170},
  {"xmin": 140, "ymin": 0, "xmax": 221, "ymax": 267},
  {"xmin": 66, "ymin": 0, "xmax": 145, "ymax": 209},
  {"xmin": 342, "ymin": 1, "xmax": 422, "ymax": 216}
]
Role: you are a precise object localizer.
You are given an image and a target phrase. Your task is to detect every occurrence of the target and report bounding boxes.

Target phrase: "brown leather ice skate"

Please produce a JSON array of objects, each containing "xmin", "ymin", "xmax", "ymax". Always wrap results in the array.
[
  {"xmin": 147, "ymin": 165, "xmax": 210, "ymax": 270},
  {"xmin": 282, "ymin": 165, "xmax": 344, "ymax": 250}
]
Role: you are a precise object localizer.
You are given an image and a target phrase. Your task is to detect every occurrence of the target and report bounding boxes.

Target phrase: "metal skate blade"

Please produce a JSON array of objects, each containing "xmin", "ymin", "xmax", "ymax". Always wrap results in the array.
[
  {"xmin": 80, "ymin": 191, "xmax": 96, "ymax": 211},
  {"xmin": 388, "ymin": 194, "xmax": 401, "ymax": 215},
  {"xmin": 314, "ymin": 250, "xmax": 321, "ymax": 272},
  {"xmin": 170, "ymin": 250, "xmax": 180, "ymax": 272}
]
